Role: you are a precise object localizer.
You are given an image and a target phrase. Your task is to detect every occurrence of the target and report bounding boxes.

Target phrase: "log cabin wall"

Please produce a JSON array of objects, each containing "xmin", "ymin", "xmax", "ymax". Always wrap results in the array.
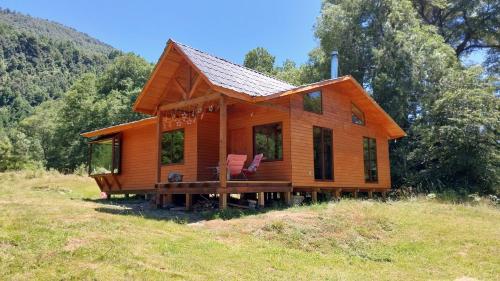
[
  {"xmin": 290, "ymin": 86, "xmax": 391, "ymax": 189},
  {"xmin": 196, "ymin": 112, "xmax": 220, "ymax": 181},
  {"xmin": 159, "ymin": 119, "xmax": 198, "ymax": 183},
  {"xmin": 110, "ymin": 123, "xmax": 157, "ymax": 190},
  {"xmin": 226, "ymin": 97, "xmax": 292, "ymax": 181}
]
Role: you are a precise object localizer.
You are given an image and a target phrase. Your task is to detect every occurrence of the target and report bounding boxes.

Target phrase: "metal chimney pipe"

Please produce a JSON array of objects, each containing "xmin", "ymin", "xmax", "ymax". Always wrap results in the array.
[{"xmin": 331, "ymin": 51, "xmax": 339, "ymax": 78}]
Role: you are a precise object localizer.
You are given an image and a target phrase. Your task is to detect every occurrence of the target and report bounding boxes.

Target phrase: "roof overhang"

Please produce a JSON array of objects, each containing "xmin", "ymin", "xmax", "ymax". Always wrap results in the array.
[{"xmin": 81, "ymin": 117, "xmax": 157, "ymax": 138}]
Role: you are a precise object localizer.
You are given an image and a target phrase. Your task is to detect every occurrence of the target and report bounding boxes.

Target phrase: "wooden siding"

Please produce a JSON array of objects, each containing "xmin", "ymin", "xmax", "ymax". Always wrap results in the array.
[
  {"xmin": 226, "ymin": 97, "xmax": 292, "ymax": 181},
  {"xmin": 111, "ymin": 123, "xmax": 157, "ymax": 190},
  {"xmin": 197, "ymin": 112, "xmax": 219, "ymax": 180},
  {"xmin": 160, "ymin": 119, "xmax": 198, "ymax": 183},
  {"xmin": 290, "ymin": 86, "xmax": 391, "ymax": 189}
]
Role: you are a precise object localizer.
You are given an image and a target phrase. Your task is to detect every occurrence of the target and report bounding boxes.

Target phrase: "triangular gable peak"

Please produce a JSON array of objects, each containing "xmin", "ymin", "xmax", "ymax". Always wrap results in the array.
[
  {"xmin": 133, "ymin": 39, "xmax": 296, "ymax": 114},
  {"xmin": 133, "ymin": 41, "xmax": 213, "ymax": 114}
]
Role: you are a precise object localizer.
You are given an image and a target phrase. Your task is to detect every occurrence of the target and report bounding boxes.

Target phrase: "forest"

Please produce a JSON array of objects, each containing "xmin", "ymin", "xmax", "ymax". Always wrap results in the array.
[{"xmin": 0, "ymin": 1, "xmax": 498, "ymax": 196}]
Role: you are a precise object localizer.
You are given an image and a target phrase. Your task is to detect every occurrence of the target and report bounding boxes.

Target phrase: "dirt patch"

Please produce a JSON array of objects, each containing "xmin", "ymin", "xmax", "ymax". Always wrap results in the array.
[{"xmin": 64, "ymin": 238, "xmax": 87, "ymax": 252}]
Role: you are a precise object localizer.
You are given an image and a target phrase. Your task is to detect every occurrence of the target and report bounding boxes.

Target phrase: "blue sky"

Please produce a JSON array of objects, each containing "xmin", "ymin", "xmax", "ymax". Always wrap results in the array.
[
  {"xmin": 0, "ymin": 0, "xmax": 322, "ymax": 65},
  {"xmin": 0, "ymin": 0, "xmax": 486, "ymax": 66}
]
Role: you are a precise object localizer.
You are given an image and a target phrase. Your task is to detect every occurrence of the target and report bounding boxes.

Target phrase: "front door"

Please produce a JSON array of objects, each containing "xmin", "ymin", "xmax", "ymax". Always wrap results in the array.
[{"xmin": 229, "ymin": 128, "xmax": 247, "ymax": 155}]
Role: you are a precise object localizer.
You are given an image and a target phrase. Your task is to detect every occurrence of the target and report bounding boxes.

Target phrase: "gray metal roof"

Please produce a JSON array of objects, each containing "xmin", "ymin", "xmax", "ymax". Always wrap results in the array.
[{"xmin": 173, "ymin": 40, "xmax": 296, "ymax": 97}]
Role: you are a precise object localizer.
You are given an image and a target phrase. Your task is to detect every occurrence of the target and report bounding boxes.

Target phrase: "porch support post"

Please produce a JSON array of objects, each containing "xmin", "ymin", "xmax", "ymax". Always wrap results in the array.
[
  {"xmin": 258, "ymin": 192, "xmax": 265, "ymax": 207},
  {"xmin": 219, "ymin": 95, "xmax": 228, "ymax": 209},
  {"xmin": 156, "ymin": 107, "xmax": 162, "ymax": 184},
  {"xmin": 283, "ymin": 192, "xmax": 291, "ymax": 206},
  {"xmin": 311, "ymin": 191, "xmax": 318, "ymax": 204},
  {"xmin": 185, "ymin": 194, "xmax": 192, "ymax": 211}
]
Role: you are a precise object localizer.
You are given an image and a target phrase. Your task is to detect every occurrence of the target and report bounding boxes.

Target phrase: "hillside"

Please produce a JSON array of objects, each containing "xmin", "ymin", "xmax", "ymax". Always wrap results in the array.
[
  {"xmin": 0, "ymin": 171, "xmax": 498, "ymax": 280},
  {"xmin": 0, "ymin": 8, "xmax": 118, "ymax": 125},
  {"xmin": 0, "ymin": 8, "xmax": 114, "ymax": 55}
]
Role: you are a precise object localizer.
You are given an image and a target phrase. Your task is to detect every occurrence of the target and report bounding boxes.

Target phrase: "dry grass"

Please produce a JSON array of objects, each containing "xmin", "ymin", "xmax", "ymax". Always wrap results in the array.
[{"xmin": 0, "ymin": 170, "xmax": 499, "ymax": 280}]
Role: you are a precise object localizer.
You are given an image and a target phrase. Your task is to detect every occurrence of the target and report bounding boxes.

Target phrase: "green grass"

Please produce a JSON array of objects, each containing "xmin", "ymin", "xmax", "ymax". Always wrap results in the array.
[{"xmin": 0, "ymin": 171, "xmax": 498, "ymax": 280}]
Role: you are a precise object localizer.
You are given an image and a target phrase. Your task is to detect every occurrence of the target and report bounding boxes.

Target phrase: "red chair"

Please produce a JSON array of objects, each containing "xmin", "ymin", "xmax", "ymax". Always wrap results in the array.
[
  {"xmin": 242, "ymin": 153, "xmax": 264, "ymax": 179},
  {"xmin": 214, "ymin": 154, "xmax": 248, "ymax": 180}
]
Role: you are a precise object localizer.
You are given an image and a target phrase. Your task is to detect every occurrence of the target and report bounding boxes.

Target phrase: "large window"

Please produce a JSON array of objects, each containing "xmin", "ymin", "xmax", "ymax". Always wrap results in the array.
[
  {"xmin": 303, "ymin": 91, "xmax": 322, "ymax": 114},
  {"xmin": 89, "ymin": 134, "xmax": 121, "ymax": 175},
  {"xmin": 352, "ymin": 103, "xmax": 365, "ymax": 125},
  {"xmin": 363, "ymin": 137, "xmax": 378, "ymax": 182},
  {"xmin": 313, "ymin": 127, "xmax": 333, "ymax": 180},
  {"xmin": 162, "ymin": 129, "xmax": 184, "ymax": 165},
  {"xmin": 253, "ymin": 122, "xmax": 283, "ymax": 161}
]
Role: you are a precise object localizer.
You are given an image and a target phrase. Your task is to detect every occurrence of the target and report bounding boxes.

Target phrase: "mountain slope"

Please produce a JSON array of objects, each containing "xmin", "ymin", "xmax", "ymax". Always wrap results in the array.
[
  {"xmin": 0, "ymin": 8, "xmax": 118, "ymax": 125},
  {"xmin": 0, "ymin": 8, "xmax": 114, "ymax": 55}
]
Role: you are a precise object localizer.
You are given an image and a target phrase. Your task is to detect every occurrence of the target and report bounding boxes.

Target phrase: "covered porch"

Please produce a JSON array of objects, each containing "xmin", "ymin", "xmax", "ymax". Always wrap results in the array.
[{"xmin": 154, "ymin": 91, "xmax": 292, "ymax": 209}]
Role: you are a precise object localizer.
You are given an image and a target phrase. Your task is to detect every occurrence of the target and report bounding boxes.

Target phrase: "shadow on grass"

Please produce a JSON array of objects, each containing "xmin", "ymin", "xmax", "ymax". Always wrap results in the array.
[{"xmin": 83, "ymin": 196, "xmax": 289, "ymax": 224}]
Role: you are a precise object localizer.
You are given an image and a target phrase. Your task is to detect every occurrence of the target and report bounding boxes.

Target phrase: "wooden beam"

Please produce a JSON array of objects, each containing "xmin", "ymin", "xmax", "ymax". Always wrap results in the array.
[
  {"xmin": 187, "ymin": 75, "xmax": 202, "ymax": 99},
  {"xmin": 156, "ymin": 109, "xmax": 162, "ymax": 183},
  {"xmin": 258, "ymin": 192, "xmax": 265, "ymax": 207},
  {"xmin": 226, "ymin": 97, "xmax": 289, "ymax": 113},
  {"xmin": 185, "ymin": 194, "xmax": 192, "ymax": 211},
  {"xmin": 219, "ymin": 193, "xmax": 227, "ymax": 210},
  {"xmin": 311, "ymin": 191, "xmax": 318, "ymax": 204},
  {"xmin": 283, "ymin": 192, "xmax": 291, "ymax": 206},
  {"xmin": 159, "ymin": 92, "xmax": 221, "ymax": 111},
  {"xmin": 173, "ymin": 78, "xmax": 188, "ymax": 100},
  {"xmin": 219, "ymin": 96, "xmax": 227, "ymax": 188}
]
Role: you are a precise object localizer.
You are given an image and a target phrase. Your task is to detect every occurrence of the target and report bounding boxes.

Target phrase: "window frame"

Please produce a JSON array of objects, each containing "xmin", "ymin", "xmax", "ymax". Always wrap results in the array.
[
  {"xmin": 252, "ymin": 122, "xmax": 283, "ymax": 162},
  {"xmin": 363, "ymin": 137, "xmax": 378, "ymax": 183},
  {"xmin": 313, "ymin": 126, "xmax": 334, "ymax": 181},
  {"xmin": 88, "ymin": 133, "xmax": 122, "ymax": 176},
  {"xmin": 303, "ymin": 90, "xmax": 323, "ymax": 114},
  {"xmin": 161, "ymin": 128, "xmax": 185, "ymax": 166},
  {"xmin": 351, "ymin": 103, "xmax": 365, "ymax": 126}
]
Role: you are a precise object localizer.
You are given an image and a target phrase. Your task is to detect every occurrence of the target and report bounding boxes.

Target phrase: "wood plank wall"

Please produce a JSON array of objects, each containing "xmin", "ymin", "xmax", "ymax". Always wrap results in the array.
[
  {"xmin": 196, "ymin": 112, "xmax": 220, "ymax": 180},
  {"xmin": 290, "ymin": 86, "xmax": 391, "ymax": 189},
  {"xmin": 226, "ymin": 97, "xmax": 292, "ymax": 181}
]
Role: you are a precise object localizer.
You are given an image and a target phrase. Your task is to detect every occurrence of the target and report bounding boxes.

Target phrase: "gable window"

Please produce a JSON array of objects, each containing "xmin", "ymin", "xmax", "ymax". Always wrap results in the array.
[
  {"xmin": 313, "ymin": 127, "xmax": 334, "ymax": 180},
  {"xmin": 253, "ymin": 122, "xmax": 283, "ymax": 161},
  {"xmin": 363, "ymin": 137, "xmax": 378, "ymax": 182},
  {"xmin": 352, "ymin": 103, "xmax": 365, "ymax": 125},
  {"xmin": 89, "ymin": 134, "xmax": 121, "ymax": 175},
  {"xmin": 162, "ymin": 129, "xmax": 184, "ymax": 165},
  {"xmin": 303, "ymin": 91, "xmax": 322, "ymax": 114}
]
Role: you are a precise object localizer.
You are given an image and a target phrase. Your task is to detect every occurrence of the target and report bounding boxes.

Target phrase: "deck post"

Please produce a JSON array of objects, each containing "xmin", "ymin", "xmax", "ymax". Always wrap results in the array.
[
  {"xmin": 354, "ymin": 189, "xmax": 359, "ymax": 199},
  {"xmin": 219, "ymin": 192, "xmax": 227, "ymax": 210},
  {"xmin": 368, "ymin": 189, "xmax": 373, "ymax": 199},
  {"xmin": 165, "ymin": 194, "xmax": 173, "ymax": 204},
  {"xmin": 335, "ymin": 189, "xmax": 341, "ymax": 200},
  {"xmin": 258, "ymin": 192, "xmax": 265, "ymax": 207},
  {"xmin": 311, "ymin": 191, "xmax": 318, "ymax": 204},
  {"xmin": 156, "ymin": 107, "xmax": 162, "ymax": 184},
  {"xmin": 219, "ymin": 95, "xmax": 228, "ymax": 209},
  {"xmin": 283, "ymin": 192, "xmax": 291, "ymax": 206},
  {"xmin": 185, "ymin": 194, "xmax": 192, "ymax": 211}
]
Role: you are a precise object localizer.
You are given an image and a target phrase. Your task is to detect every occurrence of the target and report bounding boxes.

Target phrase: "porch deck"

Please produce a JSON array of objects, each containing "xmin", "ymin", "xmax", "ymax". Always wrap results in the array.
[{"xmin": 155, "ymin": 180, "xmax": 292, "ymax": 194}]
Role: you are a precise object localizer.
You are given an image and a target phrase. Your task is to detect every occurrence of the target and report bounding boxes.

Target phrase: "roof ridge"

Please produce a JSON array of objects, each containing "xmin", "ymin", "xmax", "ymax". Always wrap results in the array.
[{"xmin": 171, "ymin": 39, "xmax": 295, "ymax": 87}]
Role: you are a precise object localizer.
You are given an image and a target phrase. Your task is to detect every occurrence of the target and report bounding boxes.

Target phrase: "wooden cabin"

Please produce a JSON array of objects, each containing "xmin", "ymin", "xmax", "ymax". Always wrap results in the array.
[{"xmin": 81, "ymin": 39, "xmax": 405, "ymax": 209}]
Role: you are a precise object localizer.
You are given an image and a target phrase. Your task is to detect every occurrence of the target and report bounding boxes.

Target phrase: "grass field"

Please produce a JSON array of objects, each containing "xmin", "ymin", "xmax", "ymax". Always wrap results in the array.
[{"xmin": 0, "ymin": 171, "xmax": 498, "ymax": 280}]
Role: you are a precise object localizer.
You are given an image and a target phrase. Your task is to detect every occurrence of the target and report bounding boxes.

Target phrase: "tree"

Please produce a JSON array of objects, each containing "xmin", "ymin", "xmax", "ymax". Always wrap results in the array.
[
  {"xmin": 412, "ymin": 0, "xmax": 500, "ymax": 58},
  {"xmin": 243, "ymin": 47, "xmax": 276, "ymax": 75},
  {"xmin": 409, "ymin": 67, "xmax": 499, "ymax": 194},
  {"xmin": 314, "ymin": 0, "xmax": 497, "ymax": 193}
]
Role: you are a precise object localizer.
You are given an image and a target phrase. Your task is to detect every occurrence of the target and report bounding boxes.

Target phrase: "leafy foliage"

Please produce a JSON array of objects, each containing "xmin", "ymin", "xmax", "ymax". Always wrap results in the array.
[{"xmin": 243, "ymin": 0, "xmax": 499, "ymax": 194}]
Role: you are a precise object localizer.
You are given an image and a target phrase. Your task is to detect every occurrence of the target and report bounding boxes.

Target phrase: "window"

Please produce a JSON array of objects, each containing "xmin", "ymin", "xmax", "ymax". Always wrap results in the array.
[
  {"xmin": 363, "ymin": 137, "xmax": 378, "ymax": 182},
  {"xmin": 89, "ymin": 134, "xmax": 121, "ymax": 175},
  {"xmin": 303, "ymin": 91, "xmax": 322, "ymax": 114},
  {"xmin": 253, "ymin": 122, "xmax": 283, "ymax": 161},
  {"xmin": 162, "ymin": 129, "xmax": 184, "ymax": 165},
  {"xmin": 352, "ymin": 103, "xmax": 365, "ymax": 125},
  {"xmin": 313, "ymin": 127, "xmax": 333, "ymax": 180}
]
